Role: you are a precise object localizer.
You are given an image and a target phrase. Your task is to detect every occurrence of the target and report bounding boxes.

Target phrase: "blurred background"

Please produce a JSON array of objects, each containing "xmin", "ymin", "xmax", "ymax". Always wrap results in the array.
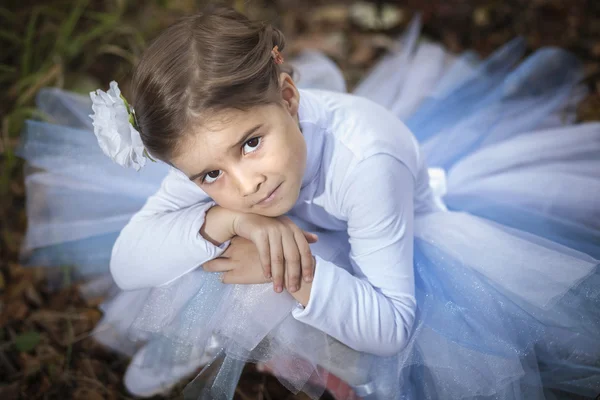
[{"xmin": 1, "ymin": 0, "xmax": 599, "ymax": 399}]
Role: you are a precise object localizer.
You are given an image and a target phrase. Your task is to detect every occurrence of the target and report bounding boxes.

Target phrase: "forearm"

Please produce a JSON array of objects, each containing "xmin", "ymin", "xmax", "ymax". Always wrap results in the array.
[
  {"xmin": 300, "ymin": 155, "xmax": 417, "ymax": 356},
  {"xmin": 292, "ymin": 256, "xmax": 415, "ymax": 357},
  {"xmin": 109, "ymin": 167, "xmax": 241, "ymax": 290},
  {"xmin": 111, "ymin": 201, "xmax": 229, "ymax": 290}
]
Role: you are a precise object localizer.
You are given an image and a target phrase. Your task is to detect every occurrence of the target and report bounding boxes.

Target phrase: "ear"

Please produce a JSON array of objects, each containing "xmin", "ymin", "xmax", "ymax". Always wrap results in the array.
[{"xmin": 278, "ymin": 72, "xmax": 300, "ymax": 118}]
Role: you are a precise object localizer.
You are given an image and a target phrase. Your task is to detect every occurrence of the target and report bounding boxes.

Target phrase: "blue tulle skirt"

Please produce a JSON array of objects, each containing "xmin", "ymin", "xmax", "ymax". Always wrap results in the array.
[{"xmin": 17, "ymin": 16, "xmax": 600, "ymax": 400}]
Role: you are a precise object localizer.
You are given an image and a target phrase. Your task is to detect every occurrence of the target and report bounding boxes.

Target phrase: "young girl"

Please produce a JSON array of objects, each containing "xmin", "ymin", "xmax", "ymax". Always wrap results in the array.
[{"xmin": 19, "ymin": 7, "xmax": 600, "ymax": 400}]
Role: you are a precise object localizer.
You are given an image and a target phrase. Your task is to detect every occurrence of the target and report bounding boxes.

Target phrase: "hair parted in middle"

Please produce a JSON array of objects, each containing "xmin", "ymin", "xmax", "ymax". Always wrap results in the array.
[{"xmin": 130, "ymin": 6, "xmax": 292, "ymax": 162}]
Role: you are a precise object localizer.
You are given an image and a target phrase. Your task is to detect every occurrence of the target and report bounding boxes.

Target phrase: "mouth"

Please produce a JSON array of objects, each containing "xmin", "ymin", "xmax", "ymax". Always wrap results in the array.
[{"xmin": 256, "ymin": 183, "xmax": 282, "ymax": 206}]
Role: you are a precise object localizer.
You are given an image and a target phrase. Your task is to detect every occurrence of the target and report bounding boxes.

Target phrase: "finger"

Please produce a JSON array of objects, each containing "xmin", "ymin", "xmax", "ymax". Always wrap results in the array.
[
  {"xmin": 278, "ymin": 217, "xmax": 318, "ymax": 244},
  {"xmin": 295, "ymin": 230, "xmax": 315, "ymax": 283},
  {"xmin": 203, "ymin": 258, "xmax": 233, "ymax": 273},
  {"xmin": 269, "ymin": 232, "xmax": 285, "ymax": 293},
  {"xmin": 302, "ymin": 231, "xmax": 319, "ymax": 244},
  {"xmin": 281, "ymin": 230, "xmax": 301, "ymax": 293},
  {"xmin": 253, "ymin": 230, "xmax": 272, "ymax": 280}
]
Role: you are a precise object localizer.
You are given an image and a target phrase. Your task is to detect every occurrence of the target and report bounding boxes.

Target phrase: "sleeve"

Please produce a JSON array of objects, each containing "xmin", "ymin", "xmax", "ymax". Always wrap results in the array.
[
  {"xmin": 292, "ymin": 154, "xmax": 416, "ymax": 357},
  {"xmin": 110, "ymin": 167, "xmax": 228, "ymax": 290}
]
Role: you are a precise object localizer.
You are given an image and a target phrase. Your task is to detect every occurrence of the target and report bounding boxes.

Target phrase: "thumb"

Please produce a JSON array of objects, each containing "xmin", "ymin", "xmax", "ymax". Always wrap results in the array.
[
  {"xmin": 202, "ymin": 258, "xmax": 233, "ymax": 273},
  {"xmin": 303, "ymin": 231, "xmax": 319, "ymax": 244},
  {"xmin": 221, "ymin": 268, "xmax": 268, "ymax": 285}
]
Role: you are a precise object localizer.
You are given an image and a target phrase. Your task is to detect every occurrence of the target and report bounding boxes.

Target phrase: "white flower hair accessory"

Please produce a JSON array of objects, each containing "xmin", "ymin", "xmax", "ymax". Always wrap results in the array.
[{"xmin": 89, "ymin": 81, "xmax": 154, "ymax": 171}]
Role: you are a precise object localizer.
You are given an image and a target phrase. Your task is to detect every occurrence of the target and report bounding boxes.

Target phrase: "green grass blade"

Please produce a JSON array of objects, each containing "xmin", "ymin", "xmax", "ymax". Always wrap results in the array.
[
  {"xmin": 0, "ymin": 64, "xmax": 16, "ymax": 74},
  {"xmin": 53, "ymin": 0, "xmax": 89, "ymax": 58},
  {"xmin": 0, "ymin": 7, "xmax": 14, "ymax": 21},
  {"xmin": 33, "ymin": 4, "xmax": 65, "ymax": 20},
  {"xmin": 68, "ymin": 14, "xmax": 119, "ymax": 57},
  {"xmin": 12, "ymin": 69, "xmax": 48, "ymax": 95},
  {"xmin": 0, "ymin": 29, "xmax": 21, "ymax": 45},
  {"xmin": 15, "ymin": 64, "xmax": 62, "ymax": 107},
  {"xmin": 0, "ymin": 75, "xmax": 15, "ymax": 86},
  {"xmin": 97, "ymin": 44, "xmax": 136, "ymax": 65},
  {"xmin": 21, "ymin": 8, "xmax": 41, "ymax": 77},
  {"xmin": 0, "ymin": 148, "xmax": 16, "ymax": 197},
  {"xmin": 10, "ymin": 107, "xmax": 50, "ymax": 122},
  {"xmin": 0, "ymin": 63, "xmax": 17, "ymax": 85}
]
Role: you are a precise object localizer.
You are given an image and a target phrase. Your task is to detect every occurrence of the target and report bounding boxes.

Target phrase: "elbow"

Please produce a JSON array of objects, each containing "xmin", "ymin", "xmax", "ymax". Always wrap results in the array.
[
  {"xmin": 109, "ymin": 233, "xmax": 142, "ymax": 291},
  {"xmin": 373, "ymin": 299, "xmax": 417, "ymax": 357},
  {"xmin": 374, "ymin": 329, "xmax": 410, "ymax": 357},
  {"xmin": 109, "ymin": 243, "xmax": 129, "ymax": 290},
  {"xmin": 109, "ymin": 262, "xmax": 135, "ymax": 291}
]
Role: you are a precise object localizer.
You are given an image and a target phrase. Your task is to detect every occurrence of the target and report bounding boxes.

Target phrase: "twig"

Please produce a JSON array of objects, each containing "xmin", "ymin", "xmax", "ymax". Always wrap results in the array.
[
  {"xmin": 81, "ymin": 357, "xmax": 97, "ymax": 380},
  {"xmin": 64, "ymin": 329, "xmax": 95, "ymax": 347},
  {"xmin": 263, "ymin": 375, "xmax": 272, "ymax": 400},
  {"xmin": 234, "ymin": 387, "xmax": 254, "ymax": 400},
  {"xmin": 63, "ymin": 372, "xmax": 112, "ymax": 395}
]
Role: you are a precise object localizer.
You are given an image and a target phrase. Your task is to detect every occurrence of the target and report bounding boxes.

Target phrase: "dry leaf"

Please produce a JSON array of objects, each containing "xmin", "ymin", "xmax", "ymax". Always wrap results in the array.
[
  {"xmin": 24, "ymin": 284, "xmax": 43, "ymax": 307},
  {"xmin": 310, "ymin": 5, "xmax": 349, "ymax": 25},
  {"xmin": 72, "ymin": 387, "xmax": 105, "ymax": 400},
  {"xmin": 0, "ymin": 382, "xmax": 19, "ymax": 400},
  {"xmin": 18, "ymin": 352, "xmax": 42, "ymax": 376},
  {"xmin": 473, "ymin": 7, "xmax": 490, "ymax": 26},
  {"xmin": 350, "ymin": 2, "xmax": 403, "ymax": 30},
  {"xmin": 3, "ymin": 300, "xmax": 29, "ymax": 323}
]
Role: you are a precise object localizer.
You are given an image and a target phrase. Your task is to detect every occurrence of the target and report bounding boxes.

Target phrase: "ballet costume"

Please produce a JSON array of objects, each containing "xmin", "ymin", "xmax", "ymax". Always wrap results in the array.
[{"xmin": 18, "ymin": 16, "xmax": 600, "ymax": 400}]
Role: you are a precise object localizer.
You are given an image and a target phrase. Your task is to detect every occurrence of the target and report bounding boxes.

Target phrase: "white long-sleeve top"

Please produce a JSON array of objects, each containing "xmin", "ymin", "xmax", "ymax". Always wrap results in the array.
[{"xmin": 111, "ymin": 89, "xmax": 441, "ymax": 357}]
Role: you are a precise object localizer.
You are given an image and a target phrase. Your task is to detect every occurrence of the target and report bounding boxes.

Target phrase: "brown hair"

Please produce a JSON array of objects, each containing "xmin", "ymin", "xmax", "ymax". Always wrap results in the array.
[{"xmin": 130, "ymin": 6, "xmax": 290, "ymax": 162}]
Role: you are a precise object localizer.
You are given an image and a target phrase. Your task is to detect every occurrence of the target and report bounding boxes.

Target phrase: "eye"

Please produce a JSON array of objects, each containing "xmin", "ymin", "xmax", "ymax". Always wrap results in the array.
[
  {"xmin": 242, "ymin": 137, "xmax": 262, "ymax": 155},
  {"xmin": 203, "ymin": 170, "xmax": 222, "ymax": 184}
]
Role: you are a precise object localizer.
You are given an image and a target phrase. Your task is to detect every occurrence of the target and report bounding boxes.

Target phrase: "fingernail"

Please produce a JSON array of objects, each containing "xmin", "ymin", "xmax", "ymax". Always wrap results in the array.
[
  {"xmin": 290, "ymin": 285, "xmax": 298, "ymax": 292},
  {"xmin": 275, "ymin": 285, "xmax": 282, "ymax": 293},
  {"xmin": 304, "ymin": 276, "xmax": 312, "ymax": 283}
]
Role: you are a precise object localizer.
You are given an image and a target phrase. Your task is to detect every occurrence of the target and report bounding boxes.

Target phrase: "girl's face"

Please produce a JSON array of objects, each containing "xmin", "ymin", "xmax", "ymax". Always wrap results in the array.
[{"xmin": 172, "ymin": 74, "xmax": 306, "ymax": 217}]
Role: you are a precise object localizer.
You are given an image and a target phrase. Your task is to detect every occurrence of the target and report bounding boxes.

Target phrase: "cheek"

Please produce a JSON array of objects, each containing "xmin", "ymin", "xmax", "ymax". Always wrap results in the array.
[
  {"xmin": 287, "ymin": 137, "xmax": 306, "ymax": 173},
  {"xmin": 271, "ymin": 143, "xmax": 303, "ymax": 177},
  {"xmin": 202, "ymin": 185, "xmax": 240, "ymax": 209},
  {"xmin": 277, "ymin": 126, "xmax": 306, "ymax": 171}
]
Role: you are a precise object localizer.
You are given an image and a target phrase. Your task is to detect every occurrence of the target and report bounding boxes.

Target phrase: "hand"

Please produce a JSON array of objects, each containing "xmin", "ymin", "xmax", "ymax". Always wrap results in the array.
[
  {"xmin": 231, "ymin": 214, "xmax": 318, "ymax": 293},
  {"xmin": 204, "ymin": 237, "xmax": 316, "ymax": 306},
  {"xmin": 203, "ymin": 236, "xmax": 270, "ymax": 284}
]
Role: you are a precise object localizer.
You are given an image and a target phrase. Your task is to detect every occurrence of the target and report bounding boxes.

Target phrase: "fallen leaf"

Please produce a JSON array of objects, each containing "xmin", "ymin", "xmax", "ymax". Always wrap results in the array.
[
  {"xmin": 24, "ymin": 284, "xmax": 43, "ymax": 307},
  {"xmin": 310, "ymin": 5, "xmax": 349, "ymax": 25},
  {"xmin": 350, "ymin": 2, "xmax": 403, "ymax": 30},
  {"xmin": 18, "ymin": 352, "xmax": 41, "ymax": 376},
  {"xmin": 14, "ymin": 331, "xmax": 41, "ymax": 352},
  {"xmin": 473, "ymin": 7, "xmax": 490, "ymax": 27},
  {"xmin": 72, "ymin": 387, "xmax": 105, "ymax": 400},
  {"xmin": 0, "ymin": 381, "xmax": 19, "ymax": 400},
  {"xmin": 2, "ymin": 300, "xmax": 29, "ymax": 323}
]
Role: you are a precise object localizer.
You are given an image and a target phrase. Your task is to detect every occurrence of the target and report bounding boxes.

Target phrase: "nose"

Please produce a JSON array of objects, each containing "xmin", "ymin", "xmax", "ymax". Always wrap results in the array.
[{"xmin": 230, "ymin": 167, "xmax": 264, "ymax": 197}]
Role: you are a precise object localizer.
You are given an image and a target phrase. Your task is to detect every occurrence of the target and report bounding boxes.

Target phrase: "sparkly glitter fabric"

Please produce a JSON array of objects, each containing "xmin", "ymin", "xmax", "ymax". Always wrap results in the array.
[{"xmin": 18, "ymin": 16, "xmax": 600, "ymax": 400}]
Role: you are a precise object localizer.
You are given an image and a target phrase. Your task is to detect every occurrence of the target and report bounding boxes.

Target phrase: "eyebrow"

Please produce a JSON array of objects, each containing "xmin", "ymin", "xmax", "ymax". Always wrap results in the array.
[{"xmin": 188, "ymin": 123, "xmax": 263, "ymax": 181}]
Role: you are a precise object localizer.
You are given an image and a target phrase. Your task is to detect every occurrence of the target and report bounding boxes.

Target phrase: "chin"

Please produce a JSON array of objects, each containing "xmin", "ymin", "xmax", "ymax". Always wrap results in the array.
[
  {"xmin": 258, "ymin": 193, "xmax": 298, "ymax": 217},
  {"xmin": 257, "ymin": 202, "xmax": 293, "ymax": 217}
]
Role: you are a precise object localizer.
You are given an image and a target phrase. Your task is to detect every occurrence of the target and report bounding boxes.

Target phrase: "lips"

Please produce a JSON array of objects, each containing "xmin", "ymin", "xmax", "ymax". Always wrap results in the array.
[{"xmin": 257, "ymin": 183, "xmax": 282, "ymax": 205}]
